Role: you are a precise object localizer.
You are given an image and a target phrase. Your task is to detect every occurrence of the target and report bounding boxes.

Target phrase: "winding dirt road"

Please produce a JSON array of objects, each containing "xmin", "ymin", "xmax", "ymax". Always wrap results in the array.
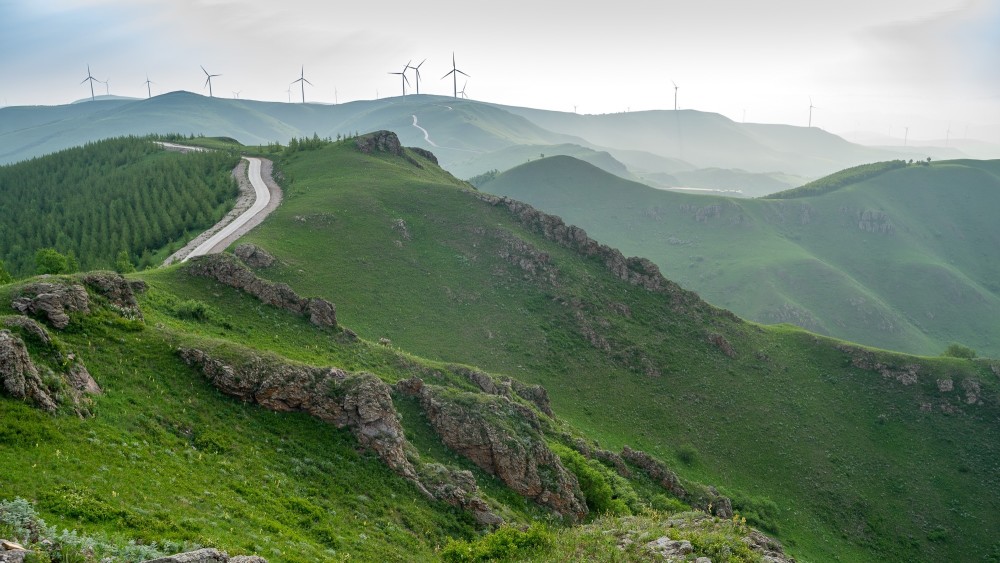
[{"xmin": 161, "ymin": 147, "xmax": 282, "ymax": 265}]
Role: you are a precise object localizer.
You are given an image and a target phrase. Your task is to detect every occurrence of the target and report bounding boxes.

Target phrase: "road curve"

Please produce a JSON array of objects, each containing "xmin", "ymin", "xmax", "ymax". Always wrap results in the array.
[{"xmin": 183, "ymin": 156, "xmax": 271, "ymax": 261}]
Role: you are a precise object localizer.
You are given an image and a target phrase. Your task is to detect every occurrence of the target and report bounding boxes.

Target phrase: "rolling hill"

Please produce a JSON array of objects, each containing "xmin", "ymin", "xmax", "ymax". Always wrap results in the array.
[
  {"xmin": 478, "ymin": 155, "xmax": 1000, "ymax": 358},
  {"xmin": 2, "ymin": 92, "xmax": 979, "ymax": 197},
  {"xmin": 2, "ymin": 134, "xmax": 998, "ymax": 563}
]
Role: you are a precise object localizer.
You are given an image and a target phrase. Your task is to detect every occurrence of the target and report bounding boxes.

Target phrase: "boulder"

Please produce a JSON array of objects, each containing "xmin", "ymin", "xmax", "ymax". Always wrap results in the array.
[
  {"xmin": 0, "ymin": 330, "xmax": 57, "ymax": 412},
  {"xmin": 234, "ymin": 244, "xmax": 275, "ymax": 269},
  {"xmin": 306, "ymin": 298, "xmax": 337, "ymax": 328},
  {"xmin": 355, "ymin": 131, "xmax": 404, "ymax": 156},
  {"xmin": 11, "ymin": 282, "xmax": 89, "ymax": 329},
  {"xmin": 143, "ymin": 548, "xmax": 243, "ymax": 563},
  {"xmin": 2, "ymin": 316, "xmax": 51, "ymax": 346},
  {"xmin": 419, "ymin": 463, "xmax": 503, "ymax": 527}
]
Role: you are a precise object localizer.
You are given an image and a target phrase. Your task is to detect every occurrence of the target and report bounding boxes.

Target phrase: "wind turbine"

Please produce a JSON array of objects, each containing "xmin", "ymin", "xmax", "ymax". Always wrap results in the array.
[
  {"xmin": 808, "ymin": 97, "xmax": 818, "ymax": 128},
  {"xmin": 441, "ymin": 52, "xmax": 469, "ymax": 98},
  {"xmin": 143, "ymin": 75, "xmax": 154, "ymax": 98},
  {"xmin": 408, "ymin": 59, "xmax": 426, "ymax": 94},
  {"xmin": 285, "ymin": 87, "xmax": 292, "ymax": 103},
  {"xmin": 672, "ymin": 81, "xmax": 679, "ymax": 111},
  {"xmin": 291, "ymin": 65, "xmax": 313, "ymax": 103},
  {"xmin": 201, "ymin": 65, "xmax": 220, "ymax": 98},
  {"xmin": 101, "ymin": 78, "xmax": 110, "ymax": 96},
  {"xmin": 81, "ymin": 64, "xmax": 99, "ymax": 101},
  {"xmin": 904, "ymin": 126, "xmax": 909, "ymax": 146},
  {"xmin": 389, "ymin": 61, "xmax": 410, "ymax": 96},
  {"xmin": 232, "ymin": 91, "xmax": 241, "ymax": 99},
  {"xmin": 458, "ymin": 80, "xmax": 469, "ymax": 99}
]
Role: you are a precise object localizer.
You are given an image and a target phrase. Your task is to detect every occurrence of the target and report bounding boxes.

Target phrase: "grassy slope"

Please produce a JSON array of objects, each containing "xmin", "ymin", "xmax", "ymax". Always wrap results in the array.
[
  {"xmin": 479, "ymin": 155, "xmax": 1000, "ymax": 358},
  {"xmin": 235, "ymin": 141, "xmax": 1000, "ymax": 562}
]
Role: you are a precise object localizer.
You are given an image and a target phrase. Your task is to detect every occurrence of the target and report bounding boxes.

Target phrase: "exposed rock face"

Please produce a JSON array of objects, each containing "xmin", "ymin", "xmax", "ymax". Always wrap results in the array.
[
  {"xmin": 622, "ymin": 446, "xmax": 687, "ymax": 499},
  {"xmin": 2, "ymin": 316, "xmax": 51, "ymax": 345},
  {"xmin": 622, "ymin": 446, "xmax": 733, "ymax": 518},
  {"xmin": 11, "ymin": 282, "xmax": 90, "ymax": 329},
  {"xmin": 475, "ymin": 194, "xmax": 714, "ymax": 316},
  {"xmin": 508, "ymin": 378, "xmax": 554, "ymax": 418},
  {"xmin": 838, "ymin": 345, "xmax": 919, "ymax": 385},
  {"xmin": 186, "ymin": 254, "xmax": 336, "ymax": 329},
  {"xmin": 82, "ymin": 271, "xmax": 143, "ymax": 321},
  {"xmin": 645, "ymin": 537, "xmax": 693, "ymax": 559},
  {"xmin": 419, "ymin": 463, "xmax": 503, "ymax": 527},
  {"xmin": 573, "ymin": 439, "xmax": 631, "ymax": 478},
  {"xmin": 234, "ymin": 243, "xmax": 275, "ymax": 268},
  {"xmin": 0, "ymin": 330, "xmax": 57, "ymax": 412},
  {"xmin": 399, "ymin": 379, "xmax": 588, "ymax": 522},
  {"xmin": 355, "ymin": 130, "xmax": 404, "ymax": 156},
  {"xmin": 143, "ymin": 548, "xmax": 266, "ymax": 563},
  {"xmin": 707, "ymin": 332, "xmax": 737, "ymax": 358},
  {"xmin": 179, "ymin": 347, "xmax": 417, "ymax": 483},
  {"xmin": 450, "ymin": 366, "xmax": 554, "ymax": 417},
  {"xmin": 409, "ymin": 146, "xmax": 439, "ymax": 165}
]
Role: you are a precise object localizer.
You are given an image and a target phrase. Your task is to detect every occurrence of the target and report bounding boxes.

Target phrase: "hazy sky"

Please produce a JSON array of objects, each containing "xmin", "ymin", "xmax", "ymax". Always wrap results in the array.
[{"xmin": 2, "ymin": 0, "xmax": 998, "ymax": 142}]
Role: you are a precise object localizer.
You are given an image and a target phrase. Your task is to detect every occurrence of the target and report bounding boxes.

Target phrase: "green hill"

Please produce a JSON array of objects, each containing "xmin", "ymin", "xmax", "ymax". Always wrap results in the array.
[
  {"xmin": 2, "ymin": 135, "xmax": 998, "ymax": 562},
  {"xmin": 2, "ymin": 93, "xmax": 969, "ymax": 198},
  {"xmin": 0, "ymin": 136, "xmax": 240, "ymax": 276},
  {"xmin": 479, "ymin": 155, "xmax": 1000, "ymax": 358}
]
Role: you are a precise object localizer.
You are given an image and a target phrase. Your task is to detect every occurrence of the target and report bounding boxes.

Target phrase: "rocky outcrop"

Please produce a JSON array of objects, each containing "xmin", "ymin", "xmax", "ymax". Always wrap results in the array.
[
  {"xmin": 398, "ymin": 378, "xmax": 587, "ymax": 522},
  {"xmin": 178, "ymin": 347, "xmax": 417, "ymax": 483},
  {"xmin": 573, "ymin": 439, "xmax": 632, "ymax": 478},
  {"xmin": 475, "ymin": 194, "xmax": 714, "ymax": 316},
  {"xmin": 837, "ymin": 345, "xmax": 919, "ymax": 385},
  {"xmin": 11, "ymin": 282, "xmax": 89, "ymax": 329},
  {"xmin": 186, "ymin": 254, "xmax": 336, "ymax": 329},
  {"xmin": 0, "ymin": 320, "xmax": 100, "ymax": 414},
  {"xmin": 450, "ymin": 366, "xmax": 554, "ymax": 418},
  {"xmin": 409, "ymin": 147, "xmax": 439, "ymax": 165},
  {"xmin": 707, "ymin": 332, "xmax": 737, "ymax": 358},
  {"xmin": 419, "ymin": 463, "xmax": 503, "ymax": 527},
  {"xmin": 143, "ymin": 548, "xmax": 266, "ymax": 563},
  {"xmin": 622, "ymin": 446, "xmax": 732, "ymax": 518},
  {"xmin": 0, "ymin": 330, "xmax": 57, "ymax": 412},
  {"xmin": 82, "ymin": 271, "xmax": 143, "ymax": 321},
  {"xmin": 234, "ymin": 244, "xmax": 275, "ymax": 268},
  {"xmin": 355, "ymin": 130, "xmax": 404, "ymax": 156}
]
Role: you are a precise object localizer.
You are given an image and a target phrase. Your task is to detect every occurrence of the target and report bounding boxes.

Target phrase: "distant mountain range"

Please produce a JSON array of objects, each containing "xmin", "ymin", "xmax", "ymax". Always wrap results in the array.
[
  {"xmin": 480, "ymin": 155, "xmax": 1000, "ymax": 357},
  {"xmin": 5, "ymin": 91, "xmax": 995, "ymax": 196}
]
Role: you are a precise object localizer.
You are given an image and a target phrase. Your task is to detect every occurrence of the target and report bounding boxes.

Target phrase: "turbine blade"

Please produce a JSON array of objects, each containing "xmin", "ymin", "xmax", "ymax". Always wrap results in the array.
[
  {"xmin": 457, "ymin": 70, "xmax": 470, "ymax": 77},
  {"xmin": 201, "ymin": 65, "xmax": 208, "ymax": 76},
  {"xmin": 304, "ymin": 78, "xmax": 313, "ymax": 85},
  {"xmin": 417, "ymin": 59, "xmax": 426, "ymax": 68},
  {"xmin": 441, "ymin": 70, "xmax": 454, "ymax": 79},
  {"xmin": 403, "ymin": 74, "xmax": 410, "ymax": 85}
]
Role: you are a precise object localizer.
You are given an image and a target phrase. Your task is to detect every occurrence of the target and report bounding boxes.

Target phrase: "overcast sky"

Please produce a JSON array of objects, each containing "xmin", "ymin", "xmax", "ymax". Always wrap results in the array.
[{"xmin": 2, "ymin": 0, "xmax": 998, "ymax": 142}]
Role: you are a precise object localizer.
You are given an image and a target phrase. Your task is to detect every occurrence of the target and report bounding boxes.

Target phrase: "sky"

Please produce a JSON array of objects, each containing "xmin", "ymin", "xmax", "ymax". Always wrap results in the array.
[{"xmin": 2, "ymin": 0, "xmax": 999, "ymax": 143}]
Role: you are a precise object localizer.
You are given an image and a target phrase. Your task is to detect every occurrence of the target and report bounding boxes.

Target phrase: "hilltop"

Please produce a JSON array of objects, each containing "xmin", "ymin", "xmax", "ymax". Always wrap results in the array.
[
  {"xmin": 479, "ymin": 155, "xmax": 1000, "ymax": 358},
  {"xmin": 2, "ymin": 92, "xmax": 982, "ymax": 197},
  {"xmin": 1, "ymin": 134, "xmax": 998, "ymax": 563}
]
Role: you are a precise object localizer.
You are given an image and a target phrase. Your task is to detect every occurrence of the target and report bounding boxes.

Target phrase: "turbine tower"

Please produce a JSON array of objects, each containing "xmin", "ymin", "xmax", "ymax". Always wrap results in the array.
[
  {"xmin": 143, "ymin": 75, "xmax": 154, "ymax": 98},
  {"xmin": 201, "ymin": 65, "xmax": 221, "ymax": 98},
  {"xmin": 389, "ymin": 61, "xmax": 410, "ymax": 96},
  {"xmin": 408, "ymin": 59, "xmax": 426, "ymax": 94},
  {"xmin": 672, "ymin": 81, "xmax": 679, "ymax": 111},
  {"xmin": 441, "ymin": 52, "xmax": 469, "ymax": 98},
  {"xmin": 291, "ymin": 65, "xmax": 313, "ymax": 103},
  {"xmin": 101, "ymin": 78, "xmax": 110, "ymax": 96},
  {"xmin": 808, "ymin": 97, "xmax": 818, "ymax": 128},
  {"xmin": 81, "ymin": 65, "xmax": 99, "ymax": 101}
]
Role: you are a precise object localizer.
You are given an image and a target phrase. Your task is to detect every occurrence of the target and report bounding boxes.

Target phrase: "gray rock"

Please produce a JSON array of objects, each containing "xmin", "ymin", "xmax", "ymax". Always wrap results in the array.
[
  {"xmin": 234, "ymin": 244, "xmax": 275, "ymax": 269},
  {"xmin": 143, "ymin": 548, "xmax": 229, "ymax": 563},
  {"xmin": 11, "ymin": 282, "xmax": 89, "ymax": 329},
  {"xmin": 2, "ymin": 316, "xmax": 51, "ymax": 345},
  {"xmin": 645, "ymin": 537, "xmax": 693, "ymax": 559},
  {"xmin": 82, "ymin": 272, "xmax": 143, "ymax": 320},
  {"xmin": 0, "ymin": 330, "xmax": 56, "ymax": 412}
]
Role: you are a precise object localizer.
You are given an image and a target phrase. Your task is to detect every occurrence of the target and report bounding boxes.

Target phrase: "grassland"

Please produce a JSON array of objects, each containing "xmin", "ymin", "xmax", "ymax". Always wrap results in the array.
[
  {"xmin": 2, "ymin": 137, "xmax": 998, "ymax": 562},
  {"xmin": 479, "ymin": 155, "xmax": 1000, "ymax": 358}
]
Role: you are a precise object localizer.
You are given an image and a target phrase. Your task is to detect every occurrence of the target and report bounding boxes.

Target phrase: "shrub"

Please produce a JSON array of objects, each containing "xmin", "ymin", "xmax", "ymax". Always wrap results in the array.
[
  {"xmin": 677, "ymin": 444, "xmax": 698, "ymax": 466},
  {"xmin": 552, "ymin": 444, "xmax": 630, "ymax": 516},
  {"xmin": 440, "ymin": 524, "xmax": 553, "ymax": 562},
  {"xmin": 942, "ymin": 343, "xmax": 976, "ymax": 359},
  {"xmin": 174, "ymin": 299, "xmax": 210, "ymax": 321},
  {"xmin": 35, "ymin": 248, "xmax": 72, "ymax": 275}
]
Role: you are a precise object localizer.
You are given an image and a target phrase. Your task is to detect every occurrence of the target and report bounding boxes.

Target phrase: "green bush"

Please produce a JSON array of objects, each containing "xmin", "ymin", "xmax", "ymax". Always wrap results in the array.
[
  {"xmin": 440, "ymin": 524, "xmax": 553, "ymax": 562},
  {"xmin": 174, "ymin": 299, "xmax": 210, "ymax": 321},
  {"xmin": 942, "ymin": 343, "xmax": 976, "ymax": 359},
  {"xmin": 677, "ymin": 444, "xmax": 698, "ymax": 466},
  {"xmin": 552, "ymin": 444, "xmax": 630, "ymax": 516}
]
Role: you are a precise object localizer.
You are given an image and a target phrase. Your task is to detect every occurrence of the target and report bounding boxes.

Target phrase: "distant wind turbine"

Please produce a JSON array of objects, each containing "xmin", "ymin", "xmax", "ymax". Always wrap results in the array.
[
  {"xmin": 143, "ymin": 75, "xmax": 154, "ymax": 98},
  {"xmin": 458, "ymin": 80, "xmax": 469, "ymax": 99},
  {"xmin": 904, "ymin": 126, "xmax": 909, "ymax": 146},
  {"xmin": 291, "ymin": 65, "xmax": 313, "ymax": 103},
  {"xmin": 945, "ymin": 124, "xmax": 951, "ymax": 147},
  {"xmin": 389, "ymin": 61, "xmax": 411, "ymax": 96},
  {"xmin": 285, "ymin": 87, "xmax": 292, "ymax": 103},
  {"xmin": 672, "ymin": 81, "xmax": 679, "ymax": 111},
  {"xmin": 808, "ymin": 97, "xmax": 818, "ymax": 128},
  {"xmin": 441, "ymin": 52, "xmax": 469, "ymax": 98},
  {"xmin": 232, "ymin": 91, "xmax": 241, "ymax": 99},
  {"xmin": 81, "ymin": 64, "xmax": 99, "ymax": 101},
  {"xmin": 201, "ymin": 65, "xmax": 221, "ymax": 98},
  {"xmin": 408, "ymin": 59, "xmax": 426, "ymax": 94},
  {"xmin": 101, "ymin": 78, "xmax": 110, "ymax": 96}
]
